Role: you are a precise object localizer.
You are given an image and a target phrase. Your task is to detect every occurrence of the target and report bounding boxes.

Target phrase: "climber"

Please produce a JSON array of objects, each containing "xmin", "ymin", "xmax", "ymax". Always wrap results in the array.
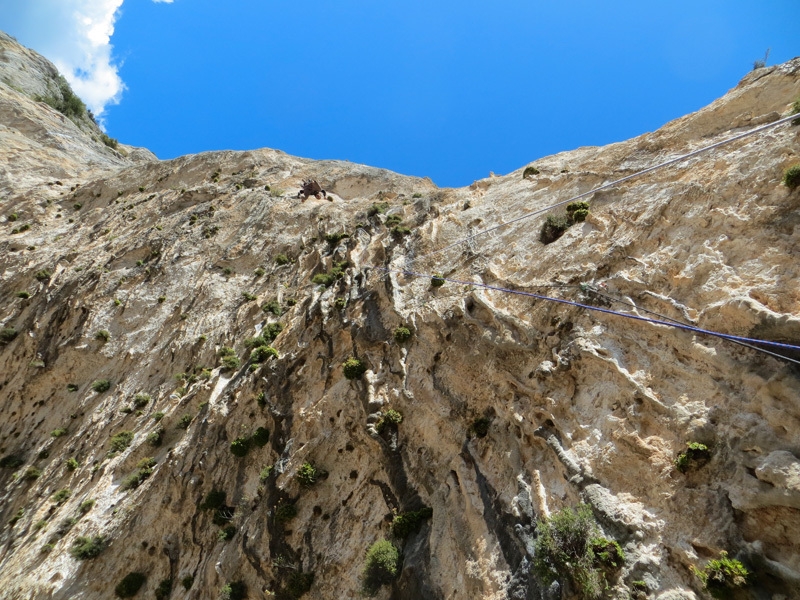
[{"xmin": 297, "ymin": 179, "xmax": 329, "ymax": 201}]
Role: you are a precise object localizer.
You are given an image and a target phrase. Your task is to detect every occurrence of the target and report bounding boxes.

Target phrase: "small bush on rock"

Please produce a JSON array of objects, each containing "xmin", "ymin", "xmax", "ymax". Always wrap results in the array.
[
  {"xmin": 0, "ymin": 327, "xmax": 18, "ymax": 343},
  {"xmin": 784, "ymin": 164, "xmax": 800, "ymax": 190},
  {"xmin": 252, "ymin": 427, "xmax": 270, "ymax": 447},
  {"xmin": 391, "ymin": 507, "xmax": 432, "ymax": 539},
  {"xmin": 533, "ymin": 504, "xmax": 623, "ymax": 599},
  {"xmin": 219, "ymin": 581, "xmax": 246, "ymax": 600},
  {"xmin": 200, "ymin": 489, "xmax": 226, "ymax": 511},
  {"xmin": 251, "ymin": 346, "xmax": 278, "ymax": 362},
  {"xmin": 95, "ymin": 330, "xmax": 110, "ymax": 342},
  {"xmin": 155, "ymin": 578, "xmax": 173, "ymax": 600},
  {"xmin": 393, "ymin": 326, "xmax": 412, "ymax": 343},
  {"xmin": 121, "ymin": 457, "xmax": 156, "ymax": 491},
  {"xmin": 430, "ymin": 274, "xmax": 445, "ymax": 287},
  {"xmin": 70, "ymin": 535, "xmax": 105, "ymax": 559},
  {"xmin": 296, "ymin": 462, "xmax": 319, "ymax": 486},
  {"xmin": 693, "ymin": 551, "xmax": 749, "ymax": 598},
  {"xmin": 230, "ymin": 436, "xmax": 251, "ymax": 457},
  {"xmin": 115, "ymin": 572, "xmax": 146, "ymax": 598},
  {"xmin": 362, "ymin": 539, "xmax": 400, "ymax": 595},
  {"xmin": 275, "ymin": 502, "xmax": 297, "ymax": 523},
  {"xmin": 523, "ymin": 166, "xmax": 540, "ymax": 178},
  {"xmin": 342, "ymin": 357, "xmax": 367, "ymax": 380},
  {"xmin": 109, "ymin": 431, "xmax": 134, "ymax": 452},
  {"xmin": 675, "ymin": 442, "xmax": 711, "ymax": 473},
  {"xmin": 92, "ymin": 379, "xmax": 112, "ymax": 393}
]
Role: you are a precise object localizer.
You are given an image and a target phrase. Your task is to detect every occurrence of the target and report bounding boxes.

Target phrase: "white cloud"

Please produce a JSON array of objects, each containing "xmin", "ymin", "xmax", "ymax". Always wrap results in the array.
[{"xmin": 0, "ymin": 0, "xmax": 172, "ymax": 119}]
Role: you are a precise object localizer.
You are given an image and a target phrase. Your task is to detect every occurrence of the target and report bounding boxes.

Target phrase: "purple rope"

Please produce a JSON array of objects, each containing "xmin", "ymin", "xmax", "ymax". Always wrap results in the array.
[{"xmin": 377, "ymin": 267, "xmax": 800, "ymax": 352}]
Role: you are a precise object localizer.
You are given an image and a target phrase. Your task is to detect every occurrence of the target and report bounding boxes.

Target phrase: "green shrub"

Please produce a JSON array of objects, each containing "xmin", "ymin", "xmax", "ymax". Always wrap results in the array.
[
  {"xmin": 230, "ymin": 436, "xmax": 251, "ymax": 457},
  {"xmin": 115, "ymin": 572, "xmax": 146, "ymax": 598},
  {"xmin": 391, "ymin": 507, "xmax": 432, "ymax": 539},
  {"xmin": 285, "ymin": 571, "xmax": 315, "ymax": 598},
  {"xmin": 157, "ymin": 295, "xmax": 166, "ymax": 303},
  {"xmin": 70, "ymin": 535, "xmax": 105, "ymax": 559},
  {"xmin": 153, "ymin": 412, "xmax": 165, "ymax": 421},
  {"xmin": 177, "ymin": 414, "xmax": 193, "ymax": 429},
  {"xmin": 101, "ymin": 133, "xmax": 118, "ymax": 149},
  {"xmin": 381, "ymin": 215, "xmax": 400, "ymax": 230},
  {"xmin": 79, "ymin": 499, "xmax": 95, "ymax": 514},
  {"xmin": 221, "ymin": 354, "xmax": 240, "ymax": 370},
  {"xmin": 36, "ymin": 76, "xmax": 87, "ymax": 122},
  {"xmin": 147, "ymin": 427, "xmax": 164, "ymax": 447},
  {"xmin": 121, "ymin": 457, "xmax": 156, "ymax": 491},
  {"xmin": 311, "ymin": 273, "xmax": 335, "ymax": 287},
  {"xmin": 254, "ymin": 267, "xmax": 265, "ymax": 277},
  {"xmin": 0, "ymin": 327, "xmax": 18, "ymax": 343},
  {"xmin": 251, "ymin": 346, "xmax": 278, "ymax": 362},
  {"xmin": 368, "ymin": 202, "xmax": 389, "ymax": 216},
  {"xmin": 264, "ymin": 322, "xmax": 283, "ymax": 340},
  {"xmin": 325, "ymin": 232, "xmax": 350, "ymax": 245},
  {"xmin": 51, "ymin": 428, "xmax": 68, "ymax": 438},
  {"xmin": 430, "ymin": 274, "xmax": 445, "ymax": 287},
  {"xmin": 219, "ymin": 581, "xmax": 246, "ymax": 600},
  {"xmin": 245, "ymin": 335, "xmax": 268, "ymax": 348},
  {"xmin": 218, "ymin": 525, "xmax": 237, "ymax": 541},
  {"xmin": 0, "ymin": 455, "xmax": 24, "ymax": 469},
  {"xmin": 532, "ymin": 504, "xmax": 622, "ymax": 599},
  {"xmin": 155, "ymin": 578, "xmax": 173, "ymax": 600},
  {"xmin": 67, "ymin": 383, "xmax": 79, "ymax": 392},
  {"xmin": 8, "ymin": 212, "xmax": 18, "ymax": 221},
  {"xmin": 52, "ymin": 488, "xmax": 72, "ymax": 503},
  {"xmin": 342, "ymin": 357, "xmax": 367, "ymax": 380},
  {"xmin": 200, "ymin": 489, "xmax": 226, "ymax": 511},
  {"xmin": 675, "ymin": 442, "xmax": 711, "ymax": 473},
  {"xmin": 566, "ymin": 201, "xmax": 590, "ymax": 223},
  {"xmin": 275, "ymin": 502, "xmax": 297, "ymax": 523},
  {"xmin": 334, "ymin": 297, "xmax": 347, "ymax": 309},
  {"xmin": 275, "ymin": 253, "xmax": 290, "ymax": 265},
  {"xmin": 24, "ymin": 466, "xmax": 42, "ymax": 480},
  {"xmin": 181, "ymin": 575, "xmax": 194, "ymax": 590},
  {"xmin": 259, "ymin": 465, "xmax": 273, "ymax": 482},
  {"xmin": 363, "ymin": 539, "xmax": 400, "ymax": 595},
  {"xmin": 109, "ymin": 431, "xmax": 134, "ymax": 452},
  {"xmin": 523, "ymin": 166, "xmax": 540, "ymax": 178},
  {"xmin": 376, "ymin": 409, "xmax": 403, "ymax": 433},
  {"xmin": 540, "ymin": 214, "xmax": 571, "ymax": 244},
  {"xmin": 92, "ymin": 379, "xmax": 112, "ymax": 393},
  {"xmin": 16, "ymin": 291, "xmax": 30, "ymax": 299},
  {"xmin": 133, "ymin": 393, "xmax": 151, "ymax": 408},
  {"xmin": 784, "ymin": 164, "xmax": 800, "ymax": 190},
  {"xmin": 393, "ymin": 326, "xmax": 412, "ymax": 343},
  {"xmin": 252, "ymin": 427, "xmax": 270, "ymax": 447},
  {"xmin": 589, "ymin": 537, "xmax": 625, "ymax": 569},
  {"xmin": 74, "ymin": 203, "xmax": 83, "ymax": 211},
  {"xmin": 296, "ymin": 462, "xmax": 319, "ymax": 486},
  {"xmin": 242, "ymin": 292, "xmax": 257, "ymax": 302},
  {"xmin": 693, "ymin": 552, "xmax": 749, "ymax": 598},
  {"xmin": 35, "ymin": 269, "xmax": 52, "ymax": 281},
  {"xmin": 66, "ymin": 457, "xmax": 80, "ymax": 471},
  {"xmin": 41, "ymin": 543, "xmax": 55, "ymax": 554}
]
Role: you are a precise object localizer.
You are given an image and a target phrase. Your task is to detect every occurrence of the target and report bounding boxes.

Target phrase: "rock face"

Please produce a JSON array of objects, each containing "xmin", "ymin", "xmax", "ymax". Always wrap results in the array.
[{"xmin": 1, "ymin": 32, "xmax": 799, "ymax": 600}]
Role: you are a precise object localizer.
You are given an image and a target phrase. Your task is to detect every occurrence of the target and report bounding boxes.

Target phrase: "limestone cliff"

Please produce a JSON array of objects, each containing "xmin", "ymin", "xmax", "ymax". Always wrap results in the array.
[{"xmin": 1, "ymin": 31, "xmax": 799, "ymax": 600}]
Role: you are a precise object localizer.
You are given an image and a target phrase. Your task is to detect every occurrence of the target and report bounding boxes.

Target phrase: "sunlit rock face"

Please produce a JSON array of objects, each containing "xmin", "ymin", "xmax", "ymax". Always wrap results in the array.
[{"xmin": 1, "ymin": 31, "xmax": 799, "ymax": 600}]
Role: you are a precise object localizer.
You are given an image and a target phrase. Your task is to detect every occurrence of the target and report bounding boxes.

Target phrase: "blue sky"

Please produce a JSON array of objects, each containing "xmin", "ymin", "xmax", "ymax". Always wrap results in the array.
[{"xmin": 2, "ymin": 1, "xmax": 798, "ymax": 187}]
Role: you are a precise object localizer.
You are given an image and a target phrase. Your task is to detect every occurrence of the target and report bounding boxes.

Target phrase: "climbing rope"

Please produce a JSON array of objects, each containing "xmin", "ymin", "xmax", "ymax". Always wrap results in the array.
[
  {"xmin": 404, "ymin": 111, "xmax": 799, "ymax": 269},
  {"xmin": 376, "ymin": 267, "xmax": 800, "ymax": 362}
]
